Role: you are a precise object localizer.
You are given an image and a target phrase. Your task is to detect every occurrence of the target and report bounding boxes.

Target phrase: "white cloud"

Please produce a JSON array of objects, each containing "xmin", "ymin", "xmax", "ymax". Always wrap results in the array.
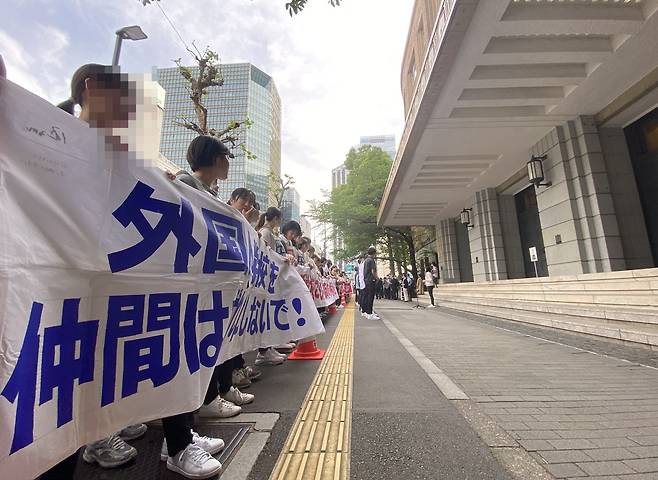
[
  {"xmin": 6, "ymin": 0, "xmax": 412, "ymax": 214},
  {"xmin": 0, "ymin": 25, "xmax": 70, "ymax": 103}
]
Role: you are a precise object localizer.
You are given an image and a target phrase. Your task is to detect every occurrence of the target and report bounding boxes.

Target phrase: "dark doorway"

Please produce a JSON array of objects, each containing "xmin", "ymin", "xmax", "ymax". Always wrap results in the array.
[
  {"xmin": 624, "ymin": 107, "xmax": 658, "ymax": 266},
  {"xmin": 515, "ymin": 186, "xmax": 548, "ymax": 277},
  {"xmin": 454, "ymin": 220, "xmax": 474, "ymax": 282}
]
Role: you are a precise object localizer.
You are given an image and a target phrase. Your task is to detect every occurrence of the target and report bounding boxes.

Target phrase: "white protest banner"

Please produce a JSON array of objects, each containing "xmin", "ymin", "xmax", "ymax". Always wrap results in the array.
[
  {"xmin": 297, "ymin": 266, "xmax": 339, "ymax": 308},
  {"xmin": 0, "ymin": 79, "xmax": 324, "ymax": 479}
]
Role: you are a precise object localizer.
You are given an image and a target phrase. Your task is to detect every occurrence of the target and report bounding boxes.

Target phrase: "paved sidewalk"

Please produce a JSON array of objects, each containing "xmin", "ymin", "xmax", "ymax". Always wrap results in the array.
[{"xmin": 376, "ymin": 300, "xmax": 658, "ymax": 479}]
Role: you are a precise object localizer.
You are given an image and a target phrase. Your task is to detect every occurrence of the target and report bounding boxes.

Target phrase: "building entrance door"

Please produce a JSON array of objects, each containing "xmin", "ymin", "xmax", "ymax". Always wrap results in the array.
[
  {"xmin": 515, "ymin": 186, "xmax": 548, "ymax": 277},
  {"xmin": 624, "ymin": 107, "xmax": 658, "ymax": 266}
]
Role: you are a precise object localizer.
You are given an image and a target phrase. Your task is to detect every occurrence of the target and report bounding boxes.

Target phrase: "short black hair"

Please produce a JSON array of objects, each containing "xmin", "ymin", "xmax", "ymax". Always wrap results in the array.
[
  {"xmin": 186, "ymin": 136, "xmax": 229, "ymax": 172},
  {"xmin": 282, "ymin": 220, "xmax": 302, "ymax": 237},
  {"xmin": 367, "ymin": 246, "xmax": 377, "ymax": 256},
  {"xmin": 230, "ymin": 188, "xmax": 256, "ymax": 204}
]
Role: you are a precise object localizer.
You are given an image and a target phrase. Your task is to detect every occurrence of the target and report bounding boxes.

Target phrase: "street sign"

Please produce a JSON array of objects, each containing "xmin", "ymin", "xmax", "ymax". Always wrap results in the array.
[
  {"xmin": 529, "ymin": 247, "xmax": 538, "ymax": 262},
  {"xmin": 529, "ymin": 246, "xmax": 539, "ymax": 278}
]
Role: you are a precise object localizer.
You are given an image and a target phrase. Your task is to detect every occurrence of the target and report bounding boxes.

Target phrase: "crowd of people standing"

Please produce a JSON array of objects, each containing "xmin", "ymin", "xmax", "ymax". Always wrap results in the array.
[
  {"xmin": 354, "ymin": 251, "xmax": 440, "ymax": 316},
  {"xmin": 11, "ymin": 61, "xmax": 351, "ymax": 480}
]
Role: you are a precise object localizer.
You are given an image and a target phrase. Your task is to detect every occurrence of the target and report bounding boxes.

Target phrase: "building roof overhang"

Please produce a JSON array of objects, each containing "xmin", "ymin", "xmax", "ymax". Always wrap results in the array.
[{"xmin": 379, "ymin": 0, "xmax": 658, "ymax": 227}]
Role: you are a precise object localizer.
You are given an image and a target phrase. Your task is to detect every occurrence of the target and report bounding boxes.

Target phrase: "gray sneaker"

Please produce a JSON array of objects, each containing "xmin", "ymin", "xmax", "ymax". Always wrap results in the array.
[
  {"xmin": 82, "ymin": 434, "xmax": 137, "ymax": 468},
  {"xmin": 242, "ymin": 365, "xmax": 262, "ymax": 381},
  {"xmin": 232, "ymin": 368, "xmax": 251, "ymax": 389},
  {"xmin": 119, "ymin": 423, "xmax": 147, "ymax": 441}
]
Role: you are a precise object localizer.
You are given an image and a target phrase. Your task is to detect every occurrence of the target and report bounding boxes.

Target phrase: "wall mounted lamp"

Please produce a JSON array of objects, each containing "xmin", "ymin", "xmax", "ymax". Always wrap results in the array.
[{"xmin": 527, "ymin": 155, "xmax": 552, "ymax": 187}]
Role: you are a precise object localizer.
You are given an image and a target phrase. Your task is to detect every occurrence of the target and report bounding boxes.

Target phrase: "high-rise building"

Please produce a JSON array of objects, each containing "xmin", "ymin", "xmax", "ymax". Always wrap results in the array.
[
  {"xmin": 360, "ymin": 134, "xmax": 396, "ymax": 160},
  {"xmin": 331, "ymin": 164, "xmax": 349, "ymax": 190},
  {"xmin": 281, "ymin": 187, "xmax": 301, "ymax": 223},
  {"xmin": 299, "ymin": 215, "xmax": 313, "ymax": 238},
  {"xmin": 156, "ymin": 63, "xmax": 281, "ymax": 205},
  {"xmin": 329, "ymin": 164, "xmax": 350, "ymax": 268}
]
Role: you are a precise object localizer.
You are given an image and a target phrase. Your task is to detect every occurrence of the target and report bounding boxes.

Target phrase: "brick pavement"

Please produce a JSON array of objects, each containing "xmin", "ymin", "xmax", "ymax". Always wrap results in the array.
[{"xmin": 378, "ymin": 301, "xmax": 658, "ymax": 479}]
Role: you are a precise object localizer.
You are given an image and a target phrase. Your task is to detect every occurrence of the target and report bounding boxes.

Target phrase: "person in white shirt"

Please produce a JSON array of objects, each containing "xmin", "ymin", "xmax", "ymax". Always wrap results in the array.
[
  {"xmin": 424, "ymin": 266, "xmax": 436, "ymax": 308},
  {"xmin": 355, "ymin": 255, "xmax": 365, "ymax": 310}
]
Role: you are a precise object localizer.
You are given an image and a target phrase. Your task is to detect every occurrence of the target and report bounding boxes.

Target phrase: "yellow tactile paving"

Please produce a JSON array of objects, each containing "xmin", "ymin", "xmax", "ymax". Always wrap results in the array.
[{"xmin": 270, "ymin": 305, "xmax": 355, "ymax": 480}]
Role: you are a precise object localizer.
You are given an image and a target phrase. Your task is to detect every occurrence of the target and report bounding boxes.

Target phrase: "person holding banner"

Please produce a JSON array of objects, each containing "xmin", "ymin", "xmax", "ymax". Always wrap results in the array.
[
  {"xmin": 256, "ymin": 207, "xmax": 283, "ymax": 249},
  {"xmin": 53, "ymin": 65, "xmax": 225, "ymax": 479},
  {"xmin": 176, "ymin": 136, "xmax": 255, "ymax": 415}
]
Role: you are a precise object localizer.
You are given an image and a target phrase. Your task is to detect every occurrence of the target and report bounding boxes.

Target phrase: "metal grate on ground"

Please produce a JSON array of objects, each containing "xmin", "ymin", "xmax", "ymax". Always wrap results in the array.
[
  {"xmin": 270, "ymin": 305, "xmax": 355, "ymax": 480},
  {"xmin": 74, "ymin": 422, "xmax": 250, "ymax": 479}
]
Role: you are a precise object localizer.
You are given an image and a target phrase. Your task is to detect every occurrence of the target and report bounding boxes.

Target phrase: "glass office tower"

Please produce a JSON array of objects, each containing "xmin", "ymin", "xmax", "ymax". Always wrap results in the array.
[
  {"xmin": 359, "ymin": 134, "xmax": 396, "ymax": 160},
  {"xmin": 156, "ymin": 63, "xmax": 281, "ymax": 206}
]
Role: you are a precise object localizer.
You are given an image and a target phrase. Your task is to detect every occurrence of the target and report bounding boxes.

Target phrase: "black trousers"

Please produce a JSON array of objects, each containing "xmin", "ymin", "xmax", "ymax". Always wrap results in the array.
[
  {"xmin": 204, "ymin": 359, "xmax": 234, "ymax": 404},
  {"xmin": 162, "ymin": 412, "xmax": 194, "ymax": 457},
  {"xmin": 427, "ymin": 285, "xmax": 435, "ymax": 305},
  {"xmin": 362, "ymin": 282, "xmax": 376, "ymax": 315}
]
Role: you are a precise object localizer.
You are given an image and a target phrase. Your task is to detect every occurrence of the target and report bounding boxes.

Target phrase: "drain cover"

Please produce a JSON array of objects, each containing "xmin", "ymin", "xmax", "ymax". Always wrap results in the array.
[{"xmin": 74, "ymin": 422, "xmax": 250, "ymax": 479}]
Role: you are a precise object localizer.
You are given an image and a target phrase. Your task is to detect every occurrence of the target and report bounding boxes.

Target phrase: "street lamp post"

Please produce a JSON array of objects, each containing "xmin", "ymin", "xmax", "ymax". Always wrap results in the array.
[{"xmin": 112, "ymin": 25, "xmax": 148, "ymax": 66}]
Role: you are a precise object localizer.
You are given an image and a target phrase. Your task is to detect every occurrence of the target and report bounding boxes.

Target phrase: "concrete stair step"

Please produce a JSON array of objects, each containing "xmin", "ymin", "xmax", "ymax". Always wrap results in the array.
[
  {"xmin": 434, "ymin": 294, "xmax": 658, "ymax": 325},
  {"xmin": 438, "ymin": 298, "xmax": 658, "ymax": 348}
]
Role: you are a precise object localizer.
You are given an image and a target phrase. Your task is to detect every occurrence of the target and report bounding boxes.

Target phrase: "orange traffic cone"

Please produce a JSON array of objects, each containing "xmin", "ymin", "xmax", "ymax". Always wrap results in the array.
[{"xmin": 288, "ymin": 338, "xmax": 325, "ymax": 360}]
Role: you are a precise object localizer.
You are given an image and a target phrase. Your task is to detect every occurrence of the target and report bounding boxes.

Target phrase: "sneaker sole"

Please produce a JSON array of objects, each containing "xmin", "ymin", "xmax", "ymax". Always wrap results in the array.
[
  {"xmin": 227, "ymin": 396, "xmax": 254, "ymax": 406},
  {"xmin": 254, "ymin": 359, "xmax": 284, "ymax": 366},
  {"xmin": 197, "ymin": 409, "xmax": 242, "ymax": 418},
  {"xmin": 161, "ymin": 442, "xmax": 225, "ymax": 462},
  {"xmin": 82, "ymin": 449, "xmax": 137, "ymax": 469},
  {"xmin": 166, "ymin": 459, "xmax": 222, "ymax": 479}
]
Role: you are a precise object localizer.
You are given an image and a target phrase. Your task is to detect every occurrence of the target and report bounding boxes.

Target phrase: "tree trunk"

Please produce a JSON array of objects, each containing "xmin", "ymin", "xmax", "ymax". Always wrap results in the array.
[
  {"xmin": 406, "ymin": 234, "xmax": 418, "ymax": 281},
  {"xmin": 386, "ymin": 234, "xmax": 395, "ymax": 276}
]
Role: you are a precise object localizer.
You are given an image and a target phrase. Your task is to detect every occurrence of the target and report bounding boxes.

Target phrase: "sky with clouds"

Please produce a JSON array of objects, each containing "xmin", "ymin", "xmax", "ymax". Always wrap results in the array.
[{"xmin": 1, "ymin": 0, "xmax": 412, "ymax": 213}]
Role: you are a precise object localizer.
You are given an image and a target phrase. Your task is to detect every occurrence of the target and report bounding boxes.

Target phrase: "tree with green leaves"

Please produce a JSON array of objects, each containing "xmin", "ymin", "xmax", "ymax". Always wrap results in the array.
[{"xmin": 311, "ymin": 145, "xmax": 419, "ymax": 280}]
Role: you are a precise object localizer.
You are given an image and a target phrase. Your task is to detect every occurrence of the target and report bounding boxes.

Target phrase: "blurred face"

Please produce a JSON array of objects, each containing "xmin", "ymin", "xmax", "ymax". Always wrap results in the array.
[
  {"xmin": 83, "ymin": 78, "xmax": 136, "ymax": 129},
  {"xmin": 231, "ymin": 196, "xmax": 252, "ymax": 213},
  {"xmin": 271, "ymin": 216, "xmax": 282, "ymax": 228}
]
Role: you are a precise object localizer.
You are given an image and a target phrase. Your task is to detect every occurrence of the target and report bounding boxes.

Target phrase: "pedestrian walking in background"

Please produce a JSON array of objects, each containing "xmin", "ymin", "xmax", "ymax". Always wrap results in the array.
[
  {"xmin": 424, "ymin": 266, "xmax": 436, "ymax": 308},
  {"xmin": 431, "ymin": 262, "xmax": 439, "ymax": 285}
]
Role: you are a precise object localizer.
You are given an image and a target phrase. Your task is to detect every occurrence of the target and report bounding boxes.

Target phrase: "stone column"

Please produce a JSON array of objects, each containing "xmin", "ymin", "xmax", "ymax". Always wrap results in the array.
[
  {"xmin": 436, "ymin": 220, "xmax": 461, "ymax": 283},
  {"xmin": 468, "ymin": 188, "xmax": 508, "ymax": 282},
  {"xmin": 599, "ymin": 127, "xmax": 653, "ymax": 270},
  {"xmin": 532, "ymin": 116, "xmax": 625, "ymax": 276}
]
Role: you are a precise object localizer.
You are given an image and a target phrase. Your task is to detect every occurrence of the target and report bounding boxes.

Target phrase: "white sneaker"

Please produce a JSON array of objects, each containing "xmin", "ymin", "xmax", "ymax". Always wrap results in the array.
[
  {"xmin": 160, "ymin": 431, "xmax": 225, "ymax": 461},
  {"xmin": 166, "ymin": 443, "xmax": 222, "ymax": 479},
  {"xmin": 427, "ymin": 304, "xmax": 436, "ymax": 308},
  {"xmin": 223, "ymin": 386, "xmax": 254, "ymax": 406},
  {"xmin": 198, "ymin": 396, "xmax": 241, "ymax": 418},
  {"xmin": 371, "ymin": 313, "xmax": 380, "ymax": 319},
  {"xmin": 255, "ymin": 348, "xmax": 285, "ymax": 366}
]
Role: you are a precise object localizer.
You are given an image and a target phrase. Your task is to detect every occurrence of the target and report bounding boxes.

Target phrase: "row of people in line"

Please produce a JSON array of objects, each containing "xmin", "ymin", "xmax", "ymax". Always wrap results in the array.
[{"xmin": 28, "ymin": 63, "xmax": 318, "ymax": 480}]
